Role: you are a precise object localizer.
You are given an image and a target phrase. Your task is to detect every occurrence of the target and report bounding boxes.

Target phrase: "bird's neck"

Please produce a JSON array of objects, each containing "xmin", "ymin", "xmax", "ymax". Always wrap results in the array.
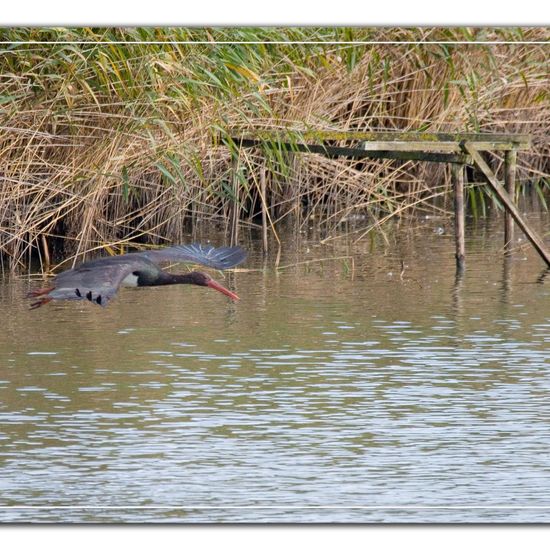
[{"xmin": 152, "ymin": 272, "xmax": 196, "ymax": 286}]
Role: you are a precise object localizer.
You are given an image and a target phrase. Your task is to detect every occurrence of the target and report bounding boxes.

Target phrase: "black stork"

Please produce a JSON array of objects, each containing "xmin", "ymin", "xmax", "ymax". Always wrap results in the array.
[{"xmin": 28, "ymin": 243, "xmax": 247, "ymax": 309}]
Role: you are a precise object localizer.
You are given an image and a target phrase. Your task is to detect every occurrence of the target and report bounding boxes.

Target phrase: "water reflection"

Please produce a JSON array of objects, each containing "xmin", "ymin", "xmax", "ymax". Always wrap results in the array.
[{"xmin": 0, "ymin": 214, "xmax": 549, "ymax": 523}]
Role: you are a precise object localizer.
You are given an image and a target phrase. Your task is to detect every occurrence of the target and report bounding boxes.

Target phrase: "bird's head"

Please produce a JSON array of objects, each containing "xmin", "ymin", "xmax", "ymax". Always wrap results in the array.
[{"xmin": 188, "ymin": 271, "xmax": 240, "ymax": 301}]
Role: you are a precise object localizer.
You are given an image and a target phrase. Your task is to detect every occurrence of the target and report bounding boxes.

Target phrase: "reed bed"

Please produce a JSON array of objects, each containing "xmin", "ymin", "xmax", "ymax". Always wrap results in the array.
[{"xmin": 0, "ymin": 27, "xmax": 549, "ymax": 270}]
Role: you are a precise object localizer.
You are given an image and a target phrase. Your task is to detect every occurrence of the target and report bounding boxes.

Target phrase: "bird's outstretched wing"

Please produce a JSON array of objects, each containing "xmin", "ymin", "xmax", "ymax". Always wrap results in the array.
[
  {"xmin": 48, "ymin": 260, "xmax": 141, "ymax": 306},
  {"xmin": 28, "ymin": 243, "xmax": 246, "ymax": 309},
  {"xmin": 136, "ymin": 243, "xmax": 247, "ymax": 270}
]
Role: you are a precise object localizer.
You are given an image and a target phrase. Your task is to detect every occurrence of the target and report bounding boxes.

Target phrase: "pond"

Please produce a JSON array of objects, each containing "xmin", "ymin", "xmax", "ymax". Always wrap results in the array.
[{"xmin": 1, "ymin": 211, "xmax": 549, "ymax": 522}]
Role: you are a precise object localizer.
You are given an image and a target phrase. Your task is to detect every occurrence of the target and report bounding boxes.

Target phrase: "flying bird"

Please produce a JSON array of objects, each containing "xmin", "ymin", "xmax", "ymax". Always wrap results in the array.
[{"xmin": 28, "ymin": 243, "xmax": 247, "ymax": 309}]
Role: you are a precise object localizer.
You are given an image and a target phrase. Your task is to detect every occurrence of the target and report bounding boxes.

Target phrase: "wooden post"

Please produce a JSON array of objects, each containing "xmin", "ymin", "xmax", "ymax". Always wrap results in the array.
[
  {"xmin": 464, "ymin": 143, "xmax": 550, "ymax": 268},
  {"xmin": 452, "ymin": 163, "xmax": 466, "ymax": 272},
  {"xmin": 504, "ymin": 149, "xmax": 517, "ymax": 251},
  {"xmin": 260, "ymin": 163, "xmax": 268, "ymax": 254}
]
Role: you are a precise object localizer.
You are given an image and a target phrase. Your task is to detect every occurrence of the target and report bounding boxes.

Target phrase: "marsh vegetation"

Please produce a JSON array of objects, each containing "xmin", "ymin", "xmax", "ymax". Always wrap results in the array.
[{"xmin": 0, "ymin": 27, "xmax": 548, "ymax": 269}]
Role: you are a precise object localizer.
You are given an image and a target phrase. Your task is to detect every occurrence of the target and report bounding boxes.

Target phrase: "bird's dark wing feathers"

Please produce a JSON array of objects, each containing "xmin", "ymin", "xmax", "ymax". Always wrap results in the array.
[
  {"xmin": 49, "ymin": 261, "xmax": 140, "ymax": 307},
  {"xmin": 136, "ymin": 243, "xmax": 247, "ymax": 270}
]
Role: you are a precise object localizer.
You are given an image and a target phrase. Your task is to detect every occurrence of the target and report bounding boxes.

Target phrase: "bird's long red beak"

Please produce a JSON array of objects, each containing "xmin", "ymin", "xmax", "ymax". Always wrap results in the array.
[{"xmin": 207, "ymin": 279, "xmax": 240, "ymax": 301}]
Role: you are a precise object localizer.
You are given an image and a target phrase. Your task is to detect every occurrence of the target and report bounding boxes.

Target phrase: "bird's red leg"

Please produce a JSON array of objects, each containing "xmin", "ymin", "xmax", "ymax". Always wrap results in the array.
[
  {"xmin": 29, "ymin": 296, "xmax": 53, "ymax": 310},
  {"xmin": 28, "ymin": 286, "xmax": 54, "ymax": 309},
  {"xmin": 27, "ymin": 286, "xmax": 55, "ymax": 298}
]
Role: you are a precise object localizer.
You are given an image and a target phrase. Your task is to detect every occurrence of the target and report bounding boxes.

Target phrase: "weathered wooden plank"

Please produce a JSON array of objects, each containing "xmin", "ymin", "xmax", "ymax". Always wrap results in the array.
[
  {"xmin": 305, "ymin": 130, "xmax": 531, "ymax": 145},
  {"xmin": 473, "ymin": 142, "xmax": 530, "ymax": 151},
  {"xmin": 233, "ymin": 138, "xmax": 471, "ymax": 164},
  {"xmin": 504, "ymin": 149, "xmax": 517, "ymax": 251},
  {"xmin": 362, "ymin": 141, "xmax": 461, "ymax": 152},
  {"xmin": 229, "ymin": 129, "xmax": 531, "ymax": 145},
  {"xmin": 360, "ymin": 141, "xmax": 527, "ymax": 152},
  {"xmin": 464, "ymin": 143, "xmax": 550, "ymax": 267},
  {"xmin": 452, "ymin": 163, "xmax": 466, "ymax": 272}
]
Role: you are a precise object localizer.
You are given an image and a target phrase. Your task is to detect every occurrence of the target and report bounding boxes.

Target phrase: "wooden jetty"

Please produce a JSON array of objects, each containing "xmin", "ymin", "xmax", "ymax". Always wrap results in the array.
[{"xmin": 227, "ymin": 130, "xmax": 550, "ymax": 271}]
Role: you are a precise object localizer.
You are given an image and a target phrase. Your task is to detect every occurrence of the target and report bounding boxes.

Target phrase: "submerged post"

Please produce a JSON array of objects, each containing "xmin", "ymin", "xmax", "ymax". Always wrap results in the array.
[
  {"xmin": 452, "ymin": 163, "xmax": 466, "ymax": 272},
  {"xmin": 504, "ymin": 149, "xmax": 517, "ymax": 251}
]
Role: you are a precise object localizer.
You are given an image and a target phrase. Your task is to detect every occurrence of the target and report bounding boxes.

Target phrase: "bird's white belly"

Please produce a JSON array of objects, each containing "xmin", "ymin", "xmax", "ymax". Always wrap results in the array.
[{"xmin": 121, "ymin": 273, "xmax": 139, "ymax": 287}]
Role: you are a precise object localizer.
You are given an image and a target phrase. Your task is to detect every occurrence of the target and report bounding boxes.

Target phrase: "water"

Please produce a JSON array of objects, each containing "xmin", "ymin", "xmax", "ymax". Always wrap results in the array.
[{"xmin": 1, "ymin": 213, "xmax": 549, "ymax": 523}]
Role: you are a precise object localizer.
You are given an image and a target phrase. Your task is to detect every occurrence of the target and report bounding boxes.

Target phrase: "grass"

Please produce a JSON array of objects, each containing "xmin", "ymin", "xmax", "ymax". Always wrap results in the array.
[{"xmin": 0, "ymin": 27, "xmax": 549, "ymax": 270}]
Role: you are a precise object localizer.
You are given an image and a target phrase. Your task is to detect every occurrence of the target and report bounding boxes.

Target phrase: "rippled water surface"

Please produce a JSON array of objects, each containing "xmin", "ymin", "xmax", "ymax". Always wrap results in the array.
[{"xmin": 1, "ymin": 214, "xmax": 550, "ymax": 522}]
